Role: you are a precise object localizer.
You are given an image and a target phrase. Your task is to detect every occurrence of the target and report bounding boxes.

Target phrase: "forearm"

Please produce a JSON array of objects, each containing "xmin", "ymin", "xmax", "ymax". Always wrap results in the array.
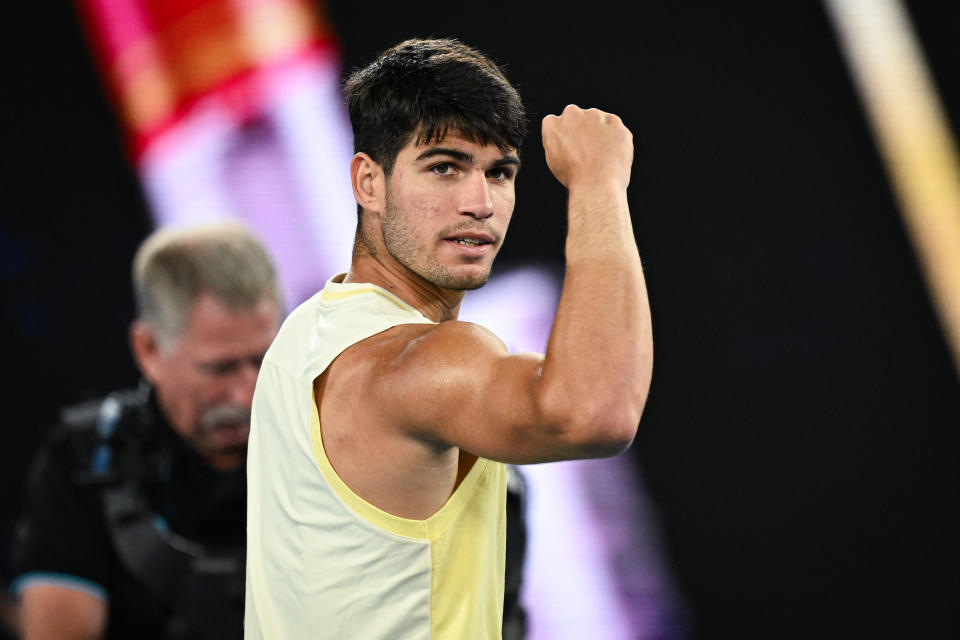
[{"xmin": 539, "ymin": 183, "xmax": 653, "ymax": 449}]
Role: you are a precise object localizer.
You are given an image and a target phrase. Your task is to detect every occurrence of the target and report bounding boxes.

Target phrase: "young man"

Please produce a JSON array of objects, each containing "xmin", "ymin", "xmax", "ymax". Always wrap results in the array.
[
  {"xmin": 10, "ymin": 222, "xmax": 282, "ymax": 639},
  {"xmin": 245, "ymin": 37, "xmax": 652, "ymax": 639}
]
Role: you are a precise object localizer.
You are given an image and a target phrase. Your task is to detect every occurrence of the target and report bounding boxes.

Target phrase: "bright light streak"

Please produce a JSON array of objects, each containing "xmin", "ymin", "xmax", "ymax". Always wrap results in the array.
[{"xmin": 824, "ymin": 0, "xmax": 960, "ymax": 380}]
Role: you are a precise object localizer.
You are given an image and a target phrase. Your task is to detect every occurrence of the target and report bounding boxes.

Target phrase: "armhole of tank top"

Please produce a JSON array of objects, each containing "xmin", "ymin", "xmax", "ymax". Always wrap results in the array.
[
  {"xmin": 308, "ymin": 388, "xmax": 490, "ymax": 541},
  {"xmin": 308, "ymin": 389, "xmax": 427, "ymax": 538}
]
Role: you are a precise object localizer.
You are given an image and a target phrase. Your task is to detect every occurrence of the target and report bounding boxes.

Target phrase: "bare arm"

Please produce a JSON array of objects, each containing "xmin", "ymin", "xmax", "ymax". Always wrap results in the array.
[
  {"xmin": 370, "ymin": 105, "xmax": 651, "ymax": 463},
  {"xmin": 537, "ymin": 104, "xmax": 651, "ymax": 451},
  {"xmin": 19, "ymin": 585, "xmax": 107, "ymax": 640}
]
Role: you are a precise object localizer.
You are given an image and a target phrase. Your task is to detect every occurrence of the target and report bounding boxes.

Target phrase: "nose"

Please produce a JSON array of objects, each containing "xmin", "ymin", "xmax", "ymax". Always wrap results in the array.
[{"xmin": 458, "ymin": 170, "xmax": 494, "ymax": 220}]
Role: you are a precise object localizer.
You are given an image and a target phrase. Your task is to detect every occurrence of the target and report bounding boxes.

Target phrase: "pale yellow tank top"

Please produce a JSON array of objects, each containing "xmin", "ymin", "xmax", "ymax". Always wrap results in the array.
[{"xmin": 245, "ymin": 275, "xmax": 507, "ymax": 639}]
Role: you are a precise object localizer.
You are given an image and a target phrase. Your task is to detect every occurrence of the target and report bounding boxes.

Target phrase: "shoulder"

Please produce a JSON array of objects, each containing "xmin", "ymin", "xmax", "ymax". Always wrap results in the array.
[
  {"xmin": 31, "ymin": 387, "xmax": 152, "ymax": 480},
  {"xmin": 355, "ymin": 320, "xmax": 509, "ymax": 375},
  {"xmin": 328, "ymin": 320, "xmax": 518, "ymax": 415},
  {"xmin": 316, "ymin": 320, "xmax": 510, "ymax": 443},
  {"xmin": 57, "ymin": 387, "xmax": 150, "ymax": 432},
  {"xmin": 32, "ymin": 396, "xmax": 106, "ymax": 471}
]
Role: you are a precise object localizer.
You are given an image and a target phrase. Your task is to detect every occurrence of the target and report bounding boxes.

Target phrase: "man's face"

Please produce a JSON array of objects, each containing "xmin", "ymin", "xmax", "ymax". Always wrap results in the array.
[
  {"xmin": 380, "ymin": 133, "xmax": 519, "ymax": 290},
  {"xmin": 134, "ymin": 293, "xmax": 280, "ymax": 469}
]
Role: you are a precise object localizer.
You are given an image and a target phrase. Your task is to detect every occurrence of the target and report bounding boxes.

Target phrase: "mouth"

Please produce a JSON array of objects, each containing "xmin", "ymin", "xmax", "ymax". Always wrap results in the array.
[
  {"xmin": 209, "ymin": 419, "xmax": 249, "ymax": 431},
  {"xmin": 206, "ymin": 421, "xmax": 250, "ymax": 450},
  {"xmin": 444, "ymin": 233, "xmax": 495, "ymax": 256}
]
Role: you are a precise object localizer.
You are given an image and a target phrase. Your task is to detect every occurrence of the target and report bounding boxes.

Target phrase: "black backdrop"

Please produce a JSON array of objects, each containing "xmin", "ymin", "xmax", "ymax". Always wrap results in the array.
[{"xmin": 2, "ymin": 1, "xmax": 958, "ymax": 638}]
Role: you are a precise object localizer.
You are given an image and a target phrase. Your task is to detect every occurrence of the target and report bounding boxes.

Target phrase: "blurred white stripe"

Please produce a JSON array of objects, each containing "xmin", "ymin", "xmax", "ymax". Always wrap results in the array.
[{"xmin": 824, "ymin": 0, "xmax": 960, "ymax": 379}]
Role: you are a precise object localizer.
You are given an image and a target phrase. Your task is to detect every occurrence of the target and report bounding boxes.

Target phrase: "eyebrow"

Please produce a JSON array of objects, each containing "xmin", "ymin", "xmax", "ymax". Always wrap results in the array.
[{"xmin": 415, "ymin": 147, "xmax": 521, "ymax": 170}]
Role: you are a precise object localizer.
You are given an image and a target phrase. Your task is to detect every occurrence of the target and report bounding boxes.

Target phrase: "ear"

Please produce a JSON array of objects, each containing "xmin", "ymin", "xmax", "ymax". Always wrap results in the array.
[
  {"xmin": 129, "ymin": 320, "xmax": 165, "ymax": 385},
  {"xmin": 350, "ymin": 152, "xmax": 385, "ymax": 215}
]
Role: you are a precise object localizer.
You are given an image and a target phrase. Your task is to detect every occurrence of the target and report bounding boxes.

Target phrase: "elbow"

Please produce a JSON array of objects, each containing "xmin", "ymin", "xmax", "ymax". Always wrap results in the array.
[
  {"xmin": 541, "ymin": 390, "xmax": 643, "ymax": 458},
  {"xmin": 574, "ymin": 403, "xmax": 640, "ymax": 457}
]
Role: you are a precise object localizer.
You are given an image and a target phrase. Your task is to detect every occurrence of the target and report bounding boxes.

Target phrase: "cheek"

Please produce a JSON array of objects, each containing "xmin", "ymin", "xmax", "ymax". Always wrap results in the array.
[
  {"xmin": 160, "ymin": 365, "xmax": 212, "ymax": 419},
  {"xmin": 407, "ymin": 188, "xmax": 447, "ymax": 220},
  {"xmin": 166, "ymin": 372, "xmax": 199, "ymax": 410},
  {"xmin": 421, "ymin": 201, "xmax": 448, "ymax": 222},
  {"xmin": 494, "ymin": 191, "xmax": 515, "ymax": 220}
]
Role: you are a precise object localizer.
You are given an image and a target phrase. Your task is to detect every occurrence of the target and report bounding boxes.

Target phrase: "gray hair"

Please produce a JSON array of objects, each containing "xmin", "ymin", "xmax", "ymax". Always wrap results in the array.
[{"xmin": 132, "ymin": 221, "xmax": 281, "ymax": 343}]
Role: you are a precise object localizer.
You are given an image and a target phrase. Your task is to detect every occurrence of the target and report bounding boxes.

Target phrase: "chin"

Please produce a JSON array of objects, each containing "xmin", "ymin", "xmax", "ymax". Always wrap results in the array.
[
  {"xmin": 208, "ymin": 424, "xmax": 251, "ymax": 448},
  {"xmin": 448, "ymin": 277, "xmax": 488, "ymax": 291},
  {"xmin": 430, "ymin": 267, "xmax": 492, "ymax": 291}
]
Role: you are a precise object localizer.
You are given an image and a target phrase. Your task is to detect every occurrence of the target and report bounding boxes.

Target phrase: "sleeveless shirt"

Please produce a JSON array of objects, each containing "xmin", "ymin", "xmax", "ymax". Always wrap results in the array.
[{"xmin": 245, "ymin": 276, "xmax": 507, "ymax": 639}]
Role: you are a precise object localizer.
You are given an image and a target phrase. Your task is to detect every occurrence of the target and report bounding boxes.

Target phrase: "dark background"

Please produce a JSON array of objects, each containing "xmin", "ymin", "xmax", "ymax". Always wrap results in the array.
[{"xmin": 2, "ymin": 1, "xmax": 958, "ymax": 638}]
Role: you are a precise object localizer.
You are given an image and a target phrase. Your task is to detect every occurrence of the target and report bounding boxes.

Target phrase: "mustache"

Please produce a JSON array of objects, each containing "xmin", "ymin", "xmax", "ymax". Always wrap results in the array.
[
  {"xmin": 440, "ymin": 221, "xmax": 499, "ymax": 242},
  {"xmin": 199, "ymin": 404, "xmax": 251, "ymax": 431}
]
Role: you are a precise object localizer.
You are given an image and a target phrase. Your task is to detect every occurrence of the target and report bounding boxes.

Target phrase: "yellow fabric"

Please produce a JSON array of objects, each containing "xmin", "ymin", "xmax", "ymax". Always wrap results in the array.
[
  {"xmin": 246, "ymin": 275, "xmax": 506, "ymax": 638},
  {"xmin": 309, "ymin": 394, "xmax": 506, "ymax": 638}
]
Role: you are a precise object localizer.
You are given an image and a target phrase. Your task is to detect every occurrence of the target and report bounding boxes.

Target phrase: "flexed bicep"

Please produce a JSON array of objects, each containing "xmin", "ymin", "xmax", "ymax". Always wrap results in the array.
[{"xmin": 371, "ymin": 321, "xmax": 629, "ymax": 464}]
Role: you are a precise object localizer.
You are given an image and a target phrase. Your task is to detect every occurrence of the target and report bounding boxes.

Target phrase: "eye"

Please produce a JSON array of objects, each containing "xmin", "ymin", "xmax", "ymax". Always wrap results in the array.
[
  {"xmin": 200, "ymin": 360, "xmax": 240, "ymax": 376},
  {"xmin": 487, "ymin": 166, "xmax": 515, "ymax": 181},
  {"xmin": 430, "ymin": 162, "xmax": 455, "ymax": 176}
]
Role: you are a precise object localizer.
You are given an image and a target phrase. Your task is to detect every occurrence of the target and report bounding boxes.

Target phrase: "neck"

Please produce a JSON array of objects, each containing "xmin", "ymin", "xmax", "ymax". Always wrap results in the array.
[{"xmin": 345, "ymin": 234, "xmax": 464, "ymax": 323}]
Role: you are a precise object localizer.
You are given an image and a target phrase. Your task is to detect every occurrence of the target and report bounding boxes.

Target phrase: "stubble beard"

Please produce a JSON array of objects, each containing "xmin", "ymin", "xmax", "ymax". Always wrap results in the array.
[{"xmin": 381, "ymin": 199, "xmax": 494, "ymax": 291}]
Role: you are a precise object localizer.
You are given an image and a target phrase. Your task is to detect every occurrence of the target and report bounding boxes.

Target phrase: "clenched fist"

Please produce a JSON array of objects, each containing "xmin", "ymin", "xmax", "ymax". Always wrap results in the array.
[{"xmin": 541, "ymin": 104, "xmax": 633, "ymax": 192}]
